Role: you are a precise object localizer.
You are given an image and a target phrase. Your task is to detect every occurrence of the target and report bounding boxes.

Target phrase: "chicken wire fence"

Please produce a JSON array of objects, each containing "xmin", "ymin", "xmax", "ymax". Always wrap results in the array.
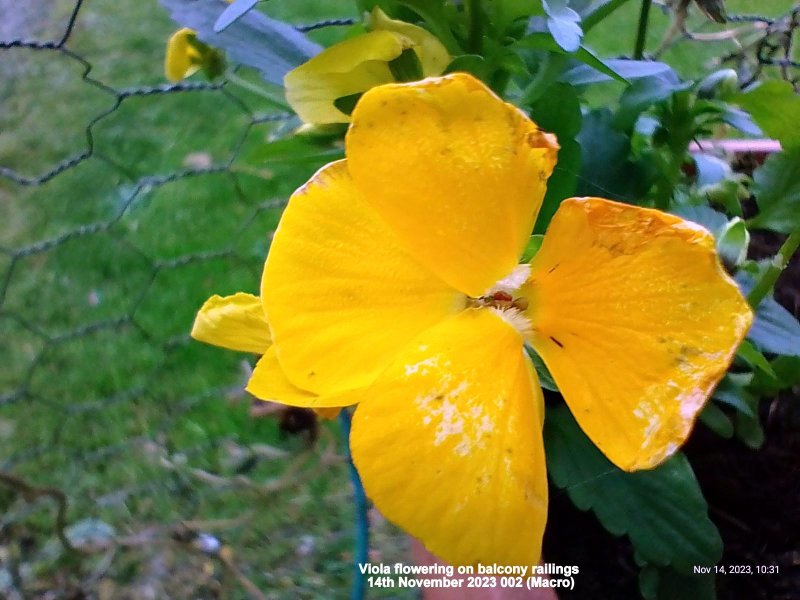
[{"xmin": 0, "ymin": 0, "xmax": 798, "ymax": 598}]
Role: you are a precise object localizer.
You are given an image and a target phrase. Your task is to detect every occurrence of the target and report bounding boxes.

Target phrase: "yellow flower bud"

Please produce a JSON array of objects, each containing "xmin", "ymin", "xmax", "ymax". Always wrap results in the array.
[{"xmin": 284, "ymin": 8, "xmax": 450, "ymax": 124}]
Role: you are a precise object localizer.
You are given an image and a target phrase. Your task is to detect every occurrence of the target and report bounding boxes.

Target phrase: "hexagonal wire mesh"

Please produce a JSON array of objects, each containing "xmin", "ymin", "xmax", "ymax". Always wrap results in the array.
[{"xmin": 1, "ymin": 0, "xmax": 798, "ymax": 597}]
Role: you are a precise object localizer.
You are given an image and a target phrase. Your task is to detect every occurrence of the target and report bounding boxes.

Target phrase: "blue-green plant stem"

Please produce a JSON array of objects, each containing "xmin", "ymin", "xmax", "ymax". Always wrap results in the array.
[
  {"xmin": 339, "ymin": 409, "xmax": 369, "ymax": 600},
  {"xmin": 746, "ymin": 229, "xmax": 800, "ymax": 309},
  {"xmin": 225, "ymin": 70, "xmax": 291, "ymax": 111},
  {"xmin": 520, "ymin": 53, "xmax": 568, "ymax": 105},
  {"xmin": 634, "ymin": 0, "xmax": 652, "ymax": 59}
]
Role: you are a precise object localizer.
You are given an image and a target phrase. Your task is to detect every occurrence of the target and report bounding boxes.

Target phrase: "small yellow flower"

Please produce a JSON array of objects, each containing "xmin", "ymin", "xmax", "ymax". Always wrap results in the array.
[
  {"xmin": 164, "ymin": 27, "xmax": 224, "ymax": 82},
  {"xmin": 193, "ymin": 73, "xmax": 752, "ymax": 566},
  {"xmin": 165, "ymin": 28, "xmax": 203, "ymax": 82},
  {"xmin": 284, "ymin": 8, "xmax": 450, "ymax": 124}
]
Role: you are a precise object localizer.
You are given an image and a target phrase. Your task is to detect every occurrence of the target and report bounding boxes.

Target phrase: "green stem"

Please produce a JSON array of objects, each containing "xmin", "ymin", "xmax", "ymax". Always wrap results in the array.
[
  {"xmin": 633, "ymin": 0, "xmax": 652, "ymax": 59},
  {"xmin": 225, "ymin": 71, "xmax": 291, "ymax": 111},
  {"xmin": 466, "ymin": 0, "xmax": 483, "ymax": 54},
  {"xmin": 339, "ymin": 410, "xmax": 369, "ymax": 600},
  {"xmin": 520, "ymin": 53, "xmax": 568, "ymax": 106},
  {"xmin": 746, "ymin": 229, "xmax": 800, "ymax": 309}
]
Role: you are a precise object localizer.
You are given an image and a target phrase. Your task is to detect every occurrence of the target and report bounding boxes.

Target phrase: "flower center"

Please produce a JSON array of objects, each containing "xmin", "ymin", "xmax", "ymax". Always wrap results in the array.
[
  {"xmin": 466, "ymin": 290, "xmax": 529, "ymax": 311},
  {"xmin": 467, "ymin": 265, "xmax": 534, "ymax": 338}
]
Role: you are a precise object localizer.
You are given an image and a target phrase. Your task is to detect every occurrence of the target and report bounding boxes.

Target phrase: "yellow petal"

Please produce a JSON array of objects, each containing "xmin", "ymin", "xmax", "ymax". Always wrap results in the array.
[
  {"xmin": 367, "ymin": 7, "xmax": 450, "ymax": 76},
  {"xmin": 247, "ymin": 347, "xmax": 355, "ymax": 411},
  {"xmin": 191, "ymin": 292, "xmax": 271, "ymax": 354},
  {"xmin": 261, "ymin": 160, "xmax": 464, "ymax": 396},
  {"xmin": 284, "ymin": 30, "xmax": 403, "ymax": 124},
  {"xmin": 165, "ymin": 28, "xmax": 202, "ymax": 82},
  {"xmin": 351, "ymin": 309, "xmax": 547, "ymax": 566},
  {"xmin": 346, "ymin": 73, "xmax": 559, "ymax": 297},
  {"xmin": 526, "ymin": 197, "xmax": 753, "ymax": 471}
]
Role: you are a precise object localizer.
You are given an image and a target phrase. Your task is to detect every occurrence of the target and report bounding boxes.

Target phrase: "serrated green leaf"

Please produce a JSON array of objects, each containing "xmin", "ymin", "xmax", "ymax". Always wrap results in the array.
[
  {"xmin": 544, "ymin": 406, "xmax": 722, "ymax": 572},
  {"xmin": 749, "ymin": 148, "xmax": 800, "ymax": 233},
  {"xmin": 160, "ymin": 0, "xmax": 321, "ymax": 86},
  {"xmin": 735, "ymin": 80, "xmax": 800, "ymax": 149}
]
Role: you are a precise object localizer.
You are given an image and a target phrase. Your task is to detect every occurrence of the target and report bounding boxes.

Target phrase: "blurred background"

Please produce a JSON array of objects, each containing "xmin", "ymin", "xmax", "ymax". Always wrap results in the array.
[{"xmin": 0, "ymin": 0, "xmax": 796, "ymax": 597}]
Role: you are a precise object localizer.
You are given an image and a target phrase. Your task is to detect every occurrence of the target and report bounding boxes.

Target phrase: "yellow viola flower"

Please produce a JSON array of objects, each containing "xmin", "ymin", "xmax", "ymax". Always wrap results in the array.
[
  {"xmin": 194, "ymin": 73, "xmax": 752, "ymax": 566},
  {"xmin": 284, "ymin": 8, "xmax": 450, "ymax": 124}
]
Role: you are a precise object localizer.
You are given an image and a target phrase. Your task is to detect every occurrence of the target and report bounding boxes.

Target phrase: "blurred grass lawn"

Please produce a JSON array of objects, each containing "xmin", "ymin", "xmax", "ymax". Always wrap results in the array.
[{"xmin": 0, "ymin": 0, "xmax": 793, "ymax": 597}]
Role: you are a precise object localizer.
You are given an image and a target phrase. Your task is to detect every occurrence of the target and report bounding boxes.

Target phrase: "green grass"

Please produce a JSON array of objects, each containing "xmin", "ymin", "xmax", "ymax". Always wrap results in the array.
[
  {"xmin": 0, "ymin": 1, "xmax": 410, "ymax": 597},
  {"xmin": 0, "ymin": 0, "xmax": 795, "ymax": 596}
]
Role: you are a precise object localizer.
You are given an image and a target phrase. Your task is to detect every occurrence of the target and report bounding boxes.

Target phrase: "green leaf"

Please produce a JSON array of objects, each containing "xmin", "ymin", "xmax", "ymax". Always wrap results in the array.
[
  {"xmin": 735, "ymin": 80, "xmax": 800, "ymax": 149},
  {"xmin": 699, "ymin": 402, "xmax": 734, "ymax": 438},
  {"xmin": 388, "ymin": 47, "xmax": 424, "ymax": 81},
  {"xmin": 576, "ymin": 109, "xmax": 653, "ymax": 202},
  {"xmin": 615, "ymin": 76, "xmax": 690, "ymax": 132},
  {"xmin": 528, "ymin": 82, "xmax": 582, "ymax": 231},
  {"xmin": 639, "ymin": 565, "xmax": 717, "ymax": 600},
  {"xmin": 334, "ymin": 93, "xmax": 362, "ymax": 116},
  {"xmin": 735, "ymin": 411, "xmax": 765, "ymax": 449},
  {"xmin": 692, "ymin": 154, "xmax": 732, "ymax": 188},
  {"xmin": 718, "ymin": 106, "xmax": 762, "ymax": 136},
  {"xmin": 712, "ymin": 374, "xmax": 756, "ymax": 418},
  {"xmin": 545, "ymin": 406, "xmax": 723, "ymax": 572},
  {"xmin": 214, "ymin": 0, "xmax": 258, "ymax": 33},
  {"xmin": 738, "ymin": 273, "xmax": 800, "ymax": 356},
  {"xmin": 561, "ymin": 59, "xmax": 675, "ymax": 86},
  {"xmin": 525, "ymin": 345, "xmax": 558, "ymax": 391},
  {"xmin": 245, "ymin": 135, "xmax": 344, "ymax": 167},
  {"xmin": 444, "ymin": 54, "xmax": 488, "ymax": 77},
  {"xmin": 672, "ymin": 204, "xmax": 728, "ymax": 234},
  {"xmin": 750, "ymin": 295, "xmax": 800, "ymax": 356},
  {"xmin": 697, "ymin": 68, "xmax": 739, "ymax": 100},
  {"xmin": 715, "ymin": 216, "xmax": 749, "ymax": 267},
  {"xmin": 515, "ymin": 33, "xmax": 626, "ymax": 84},
  {"xmin": 543, "ymin": 0, "xmax": 583, "ymax": 53},
  {"xmin": 749, "ymin": 148, "xmax": 800, "ymax": 233},
  {"xmin": 736, "ymin": 339, "xmax": 777, "ymax": 379},
  {"xmin": 160, "ymin": 0, "xmax": 321, "ymax": 86},
  {"xmin": 749, "ymin": 355, "xmax": 800, "ymax": 395},
  {"xmin": 521, "ymin": 234, "xmax": 544, "ymax": 262}
]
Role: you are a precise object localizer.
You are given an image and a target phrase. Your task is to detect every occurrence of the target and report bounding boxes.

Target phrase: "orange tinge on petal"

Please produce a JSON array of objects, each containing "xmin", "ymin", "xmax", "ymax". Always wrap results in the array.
[{"xmin": 526, "ymin": 197, "xmax": 753, "ymax": 471}]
